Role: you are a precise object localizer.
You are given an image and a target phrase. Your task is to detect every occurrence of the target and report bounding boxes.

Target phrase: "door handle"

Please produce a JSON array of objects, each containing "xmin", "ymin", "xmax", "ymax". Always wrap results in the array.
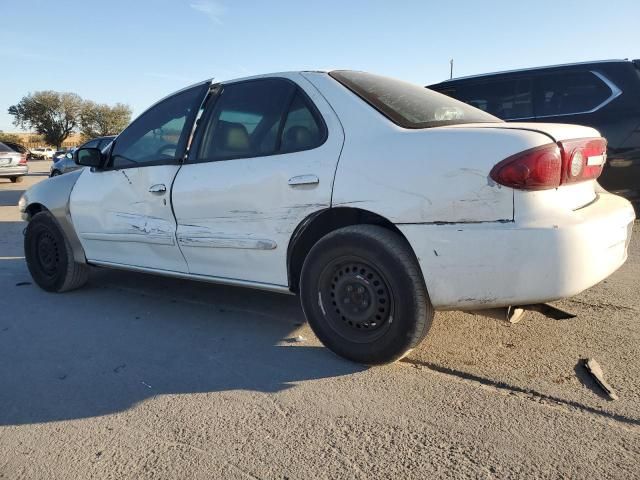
[
  {"xmin": 148, "ymin": 184, "xmax": 167, "ymax": 194},
  {"xmin": 288, "ymin": 174, "xmax": 319, "ymax": 186}
]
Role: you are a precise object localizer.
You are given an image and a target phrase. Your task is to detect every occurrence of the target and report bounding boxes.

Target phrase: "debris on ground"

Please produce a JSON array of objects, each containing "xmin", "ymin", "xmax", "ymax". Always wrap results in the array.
[
  {"xmin": 583, "ymin": 358, "xmax": 619, "ymax": 400},
  {"xmin": 293, "ymin": 335, "xmax": 305, "ymax": 343}
]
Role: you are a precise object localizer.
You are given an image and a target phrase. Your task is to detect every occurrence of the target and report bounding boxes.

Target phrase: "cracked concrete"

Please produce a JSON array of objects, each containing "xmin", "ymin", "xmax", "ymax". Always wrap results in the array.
[{"xmin": 0, "ymin": 163, "xmax": 638, "ymax": 479}]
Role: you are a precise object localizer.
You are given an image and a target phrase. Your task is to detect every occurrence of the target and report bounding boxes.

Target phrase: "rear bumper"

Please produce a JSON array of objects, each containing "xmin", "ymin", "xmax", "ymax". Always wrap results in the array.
[
  {"xmin": 399, "ymin": 193, "xmax": 635, "ymax": 310},
  {"xmin": 0, "ymin": 165, "xmax": 28, "ymax": 177}
]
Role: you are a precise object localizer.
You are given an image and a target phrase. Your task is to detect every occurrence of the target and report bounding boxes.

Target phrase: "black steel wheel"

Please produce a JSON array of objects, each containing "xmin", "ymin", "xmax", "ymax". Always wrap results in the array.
[
  {"xmin": 24, "ymin": 211, "xmax": 89, "ymax": 292},
  {"xmin": 300, "ymin": 225, "xmax": 434, "ymax": 365}
]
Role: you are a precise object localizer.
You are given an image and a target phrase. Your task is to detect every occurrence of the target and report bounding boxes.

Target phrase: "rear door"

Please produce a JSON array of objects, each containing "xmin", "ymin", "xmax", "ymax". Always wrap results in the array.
[
  {"xmin": 171, "ymin": 74, "xmax": 344, "ymax": 287},
  {"xmin": 70, "ymin": 82, "xmax": 210, "ymax": 272}
]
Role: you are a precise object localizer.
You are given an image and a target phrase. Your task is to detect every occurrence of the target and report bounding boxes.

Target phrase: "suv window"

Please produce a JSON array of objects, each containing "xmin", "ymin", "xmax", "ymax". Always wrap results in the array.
[
  {"xmin": 441, "ymin": 78, "xmax": 533, "ymax": 120},
  {"xmin": 331, "ymin": 70, "xmax": 500, "ymax": 128},
  {"xmin": 109, "ymin": 84, "xmax": 207, "ymax": 168},
  {"xmin": 196, "ymin": 78, "xmax": 307, "ymax": 162},
  {"xmin": 535, "ymin": 71, "xmax": 612, "ymax": 117},
  {"xmin": 83, "ymin": 139, "xmax": 100, "ymax": 148}
]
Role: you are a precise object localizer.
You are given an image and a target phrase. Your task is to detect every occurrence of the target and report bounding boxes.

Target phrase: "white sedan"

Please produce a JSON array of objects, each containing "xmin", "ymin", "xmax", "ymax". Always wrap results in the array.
[{"xmin": 19, "ymin": 70, "xmax": 635, "ymax": 364}]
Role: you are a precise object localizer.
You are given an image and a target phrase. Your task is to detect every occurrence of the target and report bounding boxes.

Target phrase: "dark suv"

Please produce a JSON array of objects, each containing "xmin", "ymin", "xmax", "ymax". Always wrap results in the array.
[{"xmin": 429, "ymin": 59, "xmax": 640, "ymax": 209}]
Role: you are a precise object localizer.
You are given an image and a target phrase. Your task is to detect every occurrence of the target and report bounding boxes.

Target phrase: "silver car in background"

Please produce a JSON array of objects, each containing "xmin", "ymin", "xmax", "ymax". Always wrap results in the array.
[
  {"xmin": 50, "ymin": 136, "xmax": 115, "ymax": 177},
  {"xmin": 0, "ymin": 142, "xmax": 28, "ymax": 183}
]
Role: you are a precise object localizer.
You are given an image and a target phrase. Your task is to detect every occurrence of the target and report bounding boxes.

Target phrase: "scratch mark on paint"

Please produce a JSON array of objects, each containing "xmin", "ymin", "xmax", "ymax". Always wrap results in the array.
[{"xmin": 120, "ymin": 170, "xmax": 132, "ymax": 185}]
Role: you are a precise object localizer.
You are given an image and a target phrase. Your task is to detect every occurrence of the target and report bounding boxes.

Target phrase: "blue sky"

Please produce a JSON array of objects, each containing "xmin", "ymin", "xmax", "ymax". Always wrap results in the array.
[{"xmin": 1, "ymin": 0, "xmax": 638, "ymax": 132}]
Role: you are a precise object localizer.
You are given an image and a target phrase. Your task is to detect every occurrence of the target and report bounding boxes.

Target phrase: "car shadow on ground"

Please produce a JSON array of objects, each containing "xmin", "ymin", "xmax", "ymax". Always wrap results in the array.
[
  {"xmin": 0, "ymin": 189, "xmax": 25, "ymax": 207},
  {"xmin": 0, "ymin": 257, "xmax": 366, "ymax": 427}
]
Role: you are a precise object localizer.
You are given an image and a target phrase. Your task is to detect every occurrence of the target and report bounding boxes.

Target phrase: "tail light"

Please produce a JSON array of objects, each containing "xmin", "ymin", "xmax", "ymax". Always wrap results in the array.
[
  {"xmin": 18, "ymin": 154, "xmax": 28, "ymax": 165},
  {"xmin": 490, "ymin": 137, "xmax": 607, "ymax": 190}
]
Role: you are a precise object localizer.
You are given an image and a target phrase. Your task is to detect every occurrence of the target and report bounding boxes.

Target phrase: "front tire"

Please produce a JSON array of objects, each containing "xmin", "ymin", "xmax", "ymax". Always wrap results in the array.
[
  {"xmin": 10, "ymin": 176, "xmax": 23, "ymax": 183},
  {"xmin": 24, "ymin": 211, "xmax": 89, "ymax": 292},
  {"xmin": 300, "ymin": 225, "xmax": 433, "ymax": 365}
]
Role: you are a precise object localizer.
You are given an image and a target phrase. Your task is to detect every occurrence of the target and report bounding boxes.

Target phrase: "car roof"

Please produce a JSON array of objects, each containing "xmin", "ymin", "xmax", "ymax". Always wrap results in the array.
[{"xmin": 431, "ymin": 59, "xmax": 634, "ymax": 85}]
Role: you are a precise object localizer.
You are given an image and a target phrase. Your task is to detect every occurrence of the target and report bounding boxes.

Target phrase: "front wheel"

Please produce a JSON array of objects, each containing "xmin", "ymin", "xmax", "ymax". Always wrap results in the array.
[
  {"xmin": 10, "ymin": 176, "xmax": 23, "ymax": 183},
  {"xmin": 24, "ymin": 211, "xmax": 89, "ymax": 292},
  {"xmin": 300, "ymin": 225, "xmax": 434, "ymax": 365}
]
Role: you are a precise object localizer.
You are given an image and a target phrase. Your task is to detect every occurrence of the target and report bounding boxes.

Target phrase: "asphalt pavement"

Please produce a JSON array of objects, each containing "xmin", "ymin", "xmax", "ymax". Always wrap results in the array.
[{"xmin": 0, "ymin": 162, "xmax": 638, "ymax": 479}]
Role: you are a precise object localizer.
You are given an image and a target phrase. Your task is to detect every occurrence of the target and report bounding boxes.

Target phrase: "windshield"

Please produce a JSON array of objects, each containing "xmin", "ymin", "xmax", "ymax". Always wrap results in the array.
[{"xmin": 330, "ymin": 70, "xmax": 501, "ymax": 129}]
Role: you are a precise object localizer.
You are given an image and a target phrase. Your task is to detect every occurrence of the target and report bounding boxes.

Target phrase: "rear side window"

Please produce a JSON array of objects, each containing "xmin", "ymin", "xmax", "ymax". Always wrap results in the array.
[
  {"xmin": 0, "ymin": 142, "xmax": 12, "ymax": 153},
  {"xmin": 535, "ymin": 71, "xmax": 612, "ymax": 116},
  {"xmin": 440, "ymin": 78, "xmax": 533, "ymax": 120},
  {"xmin": 330, "ymin": 70, "xmax": 501, "ymax": 128},
  {"xmin": 194, "ymin": 78, "xmax": 325, "ymax": 162}
]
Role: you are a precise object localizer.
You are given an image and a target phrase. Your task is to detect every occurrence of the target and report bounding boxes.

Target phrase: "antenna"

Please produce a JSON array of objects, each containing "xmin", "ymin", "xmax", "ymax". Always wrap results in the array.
[{"xmin": 449, "ymin": 59, "xmax": 454, "ymax": 79}]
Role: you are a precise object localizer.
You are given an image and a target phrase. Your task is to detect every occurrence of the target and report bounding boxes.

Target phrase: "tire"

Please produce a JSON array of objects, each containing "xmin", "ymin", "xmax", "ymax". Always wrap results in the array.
[
  {"xmin": 24, "ymin": 211, "xmax": 89, "ymax": 292},
  {"xmin": 300, "ymin": 225, "xmax": 434, "ymax": 365},
  {"xmin": 10, "ymin": 176, "xmax": 23, "ymax": 183},
  {"xmin": 50, "ymin": 170, "xmax": 61, "ymax": 177}
]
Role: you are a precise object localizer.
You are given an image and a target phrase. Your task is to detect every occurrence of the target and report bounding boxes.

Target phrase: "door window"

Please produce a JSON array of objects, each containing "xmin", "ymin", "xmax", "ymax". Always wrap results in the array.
[
  {"xmin": 534, "ymin": 71, "xmax": 612, "ymax": 117},
  {"xmin": 194, "ymin": 78, "xmax": 326, "ymax": 163},
  {"xmin": 82, "ymin": 139, "xmax": 100, "ymax": 148},
  {"xmin": 109, "ymin": 83, "xmax": 208, "ymax": 169},
  {"xmin": 444, "ymin": 78, "xmax": 533, "ymax": 120}
]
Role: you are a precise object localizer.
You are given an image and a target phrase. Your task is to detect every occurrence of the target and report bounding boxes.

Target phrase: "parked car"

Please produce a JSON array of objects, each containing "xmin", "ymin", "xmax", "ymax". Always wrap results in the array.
[
  {"xmin": 428, "ymin": 59, "xmax": 640, "ymax": 210},
  {"xmin": 19, "ymin": 70, "xmax": 635, "ymax": 364},
  {"xmin": 52, "ymin": 149, "xmax": 72, "ymax": 162},
  {"xmin": 31, "ymin": 147, "xmax": 55, "ymax": 160},
  {"xmin": 1, "ymin": 141, "xmax": 32, "ymax": 160},
  {"xmin": 0, "ymin": 141, "xmax": 28, "ymax": 182},
  {"xmin": 50, "ymin": 136, "xmax": 115, "ymax": 176}
]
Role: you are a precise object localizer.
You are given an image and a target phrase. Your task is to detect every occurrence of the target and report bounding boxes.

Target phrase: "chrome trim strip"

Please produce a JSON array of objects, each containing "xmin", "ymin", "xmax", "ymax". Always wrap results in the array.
[
  {"xmin": 88, "ymin": 260, "xmax": 293, "ymax": 294},
  {"xmin": 80, "ymin": 232, "xmax": 175, "ymax": 245},
  {"xmin": 177, "ymin": 235, "xmax": 277, "ymax": 250}
]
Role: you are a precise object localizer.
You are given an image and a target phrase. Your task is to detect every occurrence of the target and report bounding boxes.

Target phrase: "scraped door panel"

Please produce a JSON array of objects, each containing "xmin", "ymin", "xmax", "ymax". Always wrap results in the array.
[
  {"xmin": 70, "ymin": 165, "xmax": 186, "ymax": 271},
  {"xmin": 172, "ymin": 74, "xmax": 344, "ymax": 286}
]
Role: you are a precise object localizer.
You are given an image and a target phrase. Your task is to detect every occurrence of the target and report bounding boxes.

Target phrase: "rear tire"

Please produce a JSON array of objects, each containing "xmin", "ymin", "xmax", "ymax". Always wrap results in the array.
[
  {"xmin": 50, "ymin": 170, "xmax": 61, "ymax": 177},
  {"xmin": 300, "ymin": 225, "xmax": 433, "ymax": 365},
  {"xmin": 10, "ymin": 176, "xmax": 22, "ymax": 183},
  {"xmin": 24, "ymin": 211, "xmax": 89, "ymax": 292}
]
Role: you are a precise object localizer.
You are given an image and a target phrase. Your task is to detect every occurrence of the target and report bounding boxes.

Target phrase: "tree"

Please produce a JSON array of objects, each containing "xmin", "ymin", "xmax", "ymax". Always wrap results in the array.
[
  {"xmin": 0, "ymin": 133, "xmax": 23, "ymax": 145},
  {"xmin": 80, "ymin": 101, "xmax": 132, "ymax": 139},
  {"xmin": 8, "ymin": 91, "xmax": 84, "ymax": 149}
]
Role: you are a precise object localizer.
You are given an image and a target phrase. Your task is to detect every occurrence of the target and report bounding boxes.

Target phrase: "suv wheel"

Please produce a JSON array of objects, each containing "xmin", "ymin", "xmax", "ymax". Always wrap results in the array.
[{"xmin": 300, "ymin": 225, "xmax": 433, "ymax": 365}]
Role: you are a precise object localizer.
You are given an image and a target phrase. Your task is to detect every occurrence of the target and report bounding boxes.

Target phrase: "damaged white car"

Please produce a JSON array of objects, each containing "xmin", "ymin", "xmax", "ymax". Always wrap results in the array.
[{"xmin": 19, "ymin": 70, "xmax": 635, "ymax": 364}]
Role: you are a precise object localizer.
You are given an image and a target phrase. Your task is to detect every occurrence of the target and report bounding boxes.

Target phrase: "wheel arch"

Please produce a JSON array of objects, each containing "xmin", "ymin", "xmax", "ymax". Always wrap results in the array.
[{"xmin": 287, "ymin": 207, "xmax": 420, "ymax": 293}]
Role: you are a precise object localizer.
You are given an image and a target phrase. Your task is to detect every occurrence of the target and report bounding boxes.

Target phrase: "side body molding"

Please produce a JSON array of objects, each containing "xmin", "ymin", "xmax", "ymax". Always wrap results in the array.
[{"xmin": 19, "ymin": 169, "xmax": 87, "ymax": 264}]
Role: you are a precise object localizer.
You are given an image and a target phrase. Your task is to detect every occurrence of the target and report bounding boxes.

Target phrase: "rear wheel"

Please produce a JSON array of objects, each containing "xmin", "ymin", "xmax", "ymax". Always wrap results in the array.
[
  {"xmin": 10, "ymin": 176, "xmax": 22, "ymax": 183},
  {"xmin": 300, "ymin": 225, "xmax": 433, "ymax": 365},
  {"xmin": 24, "ymin": 211, "xmax": 89, "ymax": 292},
  {"xmin": 50, "ymin": 170, "xmax": 61, "ymax": 177}
]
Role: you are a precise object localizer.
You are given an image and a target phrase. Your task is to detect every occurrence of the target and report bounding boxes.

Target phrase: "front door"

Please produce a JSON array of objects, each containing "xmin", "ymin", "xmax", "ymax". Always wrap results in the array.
[
  {"xmin": 171, "ymin": 74, "xmax": 344, "ymax": 287},
  {"xmin": 70, "ymin": 82, "xmax": 210, "ymax": 272}
]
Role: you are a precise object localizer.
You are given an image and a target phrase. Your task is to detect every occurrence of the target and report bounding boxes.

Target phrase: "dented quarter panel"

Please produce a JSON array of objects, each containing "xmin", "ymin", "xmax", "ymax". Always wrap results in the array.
[
  {"xmin": 171, "ymin": 72, "xmax": 344, "ymax": 285},
  {"xmin": 303, "ymin": 72, "xmax": 550, "ymax": 224},
  {"xmin": 19, "ymin": 169, "xmax": 87, "ymax": 263}
]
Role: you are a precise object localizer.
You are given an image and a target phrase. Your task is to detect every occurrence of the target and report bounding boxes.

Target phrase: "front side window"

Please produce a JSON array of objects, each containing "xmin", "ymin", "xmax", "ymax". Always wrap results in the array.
[
  {"xmin": 330, "ymin": 70, "xmax": 501, "ymax": 128},
  {"xmin": 83, "ymin": 139, "xmax": 100, "ymax": 148},
  {"xmin": 109, "ymin": 83, "xmax": 207, "ymax": 168},
  {"xmin": 441, "ymin": 78, "xmax": 533, "ymax": 120},
  {"xmin": 194, "ymin": 78, "xmax": 325, "ymax": 163},
  {"xmin": 535, "ymin": 71, "xmax": 612, "ymax": 117}
]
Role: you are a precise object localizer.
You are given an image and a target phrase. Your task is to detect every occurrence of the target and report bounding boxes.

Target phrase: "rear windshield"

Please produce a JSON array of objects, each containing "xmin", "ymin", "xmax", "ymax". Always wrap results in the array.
[
  {"xmin": 0, "ymin": 142, "xmax": 13, "ymax": 153},
  {"xmin": 330, "ymin": 70, "xmax": 501, "ymax": 129}
]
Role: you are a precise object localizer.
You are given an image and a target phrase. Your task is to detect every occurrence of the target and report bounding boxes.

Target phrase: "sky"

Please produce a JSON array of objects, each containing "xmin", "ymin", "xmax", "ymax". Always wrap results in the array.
[{"xmin": 1, "ymin": 0, "xmax": 639, "ymax": 132}]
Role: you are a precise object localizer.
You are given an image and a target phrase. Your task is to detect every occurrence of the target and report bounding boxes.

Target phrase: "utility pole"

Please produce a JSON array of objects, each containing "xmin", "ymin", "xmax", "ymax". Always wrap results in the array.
[{"xmin": 449, "ymin": 59, "xmax": 454, "ymax": 79}]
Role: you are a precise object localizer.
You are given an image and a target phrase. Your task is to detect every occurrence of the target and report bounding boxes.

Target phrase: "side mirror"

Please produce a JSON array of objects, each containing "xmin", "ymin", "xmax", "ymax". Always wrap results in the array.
[{"xmin": 74, "ymin": 147, "xmax": 104, "ymax": 168}]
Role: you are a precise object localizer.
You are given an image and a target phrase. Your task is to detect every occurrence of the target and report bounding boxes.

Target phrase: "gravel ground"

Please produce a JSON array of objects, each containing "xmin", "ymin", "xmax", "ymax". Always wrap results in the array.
[{"xmin": 0, "ymin": 162, "xmax": 638, "ymax": 479}]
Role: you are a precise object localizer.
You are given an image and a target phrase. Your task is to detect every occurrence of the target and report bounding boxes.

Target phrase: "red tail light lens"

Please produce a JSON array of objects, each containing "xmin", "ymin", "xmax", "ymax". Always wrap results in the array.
[
  {"xmin": 490, "ymin": 144, "xmax": 562, "ymax": 190},
  {"xmin": 18, "ymin": 154, "xmax": 28, "ymax": 165},
  {"xmin": 559, "ymin": 137, "xmax": 607, "ymax": 184},
  {"xmin": 490, "ymin": 137, "xmax": 607, "ymax": 190}
]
